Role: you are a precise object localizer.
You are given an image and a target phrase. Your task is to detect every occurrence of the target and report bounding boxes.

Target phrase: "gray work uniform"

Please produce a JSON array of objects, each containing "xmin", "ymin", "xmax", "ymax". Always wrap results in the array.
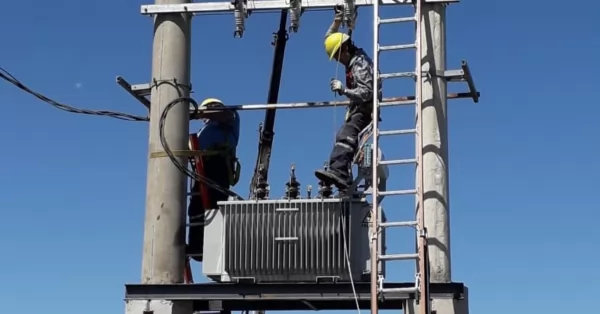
[
  {"xmin": 316, "ymin": 20, "xmax": 383, "ymax": 189},
  {"xmin": 327, "ymin": 49, "xmax": 380, "ymax": 183}
]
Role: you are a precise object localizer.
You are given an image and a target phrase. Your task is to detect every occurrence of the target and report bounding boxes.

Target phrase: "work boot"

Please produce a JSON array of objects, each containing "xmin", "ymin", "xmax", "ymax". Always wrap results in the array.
[{"xmin": 315, "ymin": 169, "xmax": 349, "ymax": 190}]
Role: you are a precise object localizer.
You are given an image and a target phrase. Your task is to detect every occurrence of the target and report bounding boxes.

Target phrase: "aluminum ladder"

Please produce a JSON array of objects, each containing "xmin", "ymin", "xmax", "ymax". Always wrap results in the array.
[{"xmin": 370, "ymin": 0, "xmax": 429, "ymax": 313}]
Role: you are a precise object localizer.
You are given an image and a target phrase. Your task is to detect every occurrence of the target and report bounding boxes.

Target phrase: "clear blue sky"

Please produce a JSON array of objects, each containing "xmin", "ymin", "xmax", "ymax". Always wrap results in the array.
[{"xmin": 1, "ymin": 0, "xmax": 598, "ymax": 313}]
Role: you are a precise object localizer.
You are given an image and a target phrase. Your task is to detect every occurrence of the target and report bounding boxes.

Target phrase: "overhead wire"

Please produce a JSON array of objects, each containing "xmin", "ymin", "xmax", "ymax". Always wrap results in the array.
[
  {"xmin": 0, "ymin": 67, "xmax": 149, "ymax": 122},
  {"xmin": 0, "ymin": 66, "xmax": 242, "ymax": 199}
]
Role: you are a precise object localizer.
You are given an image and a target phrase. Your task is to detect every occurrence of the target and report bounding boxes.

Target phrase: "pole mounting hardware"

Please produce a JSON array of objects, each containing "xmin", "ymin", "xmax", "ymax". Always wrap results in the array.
[{"xmin": 232, "ymin": 0, "xmax": 249, "ymax": 38}]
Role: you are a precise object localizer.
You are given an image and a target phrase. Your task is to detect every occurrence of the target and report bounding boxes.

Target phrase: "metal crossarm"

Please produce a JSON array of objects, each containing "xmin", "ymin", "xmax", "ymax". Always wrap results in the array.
[{"xmin": 140, "ymin": 0, "xmax": 460, "ymax": 15}]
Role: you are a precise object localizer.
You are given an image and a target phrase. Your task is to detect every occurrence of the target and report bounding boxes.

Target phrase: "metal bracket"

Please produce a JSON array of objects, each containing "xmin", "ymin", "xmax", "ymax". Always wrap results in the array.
[
  {"xmin": 437, "ymin": 60, "xmax": 479, "ymax": 103},
  {"xmin": 116, "ymin": 76, "xmax": 151, "ymax": 109}
]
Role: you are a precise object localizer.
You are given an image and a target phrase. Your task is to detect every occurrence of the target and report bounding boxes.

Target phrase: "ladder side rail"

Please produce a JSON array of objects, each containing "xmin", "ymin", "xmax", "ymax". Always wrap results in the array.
[
  {"xmin": 414, "ymin": 1, "xmax": 429, "ymax": 314},
  {"xmin": 370, "ymin": 0, "xmax": 381, "ymax": 312}
]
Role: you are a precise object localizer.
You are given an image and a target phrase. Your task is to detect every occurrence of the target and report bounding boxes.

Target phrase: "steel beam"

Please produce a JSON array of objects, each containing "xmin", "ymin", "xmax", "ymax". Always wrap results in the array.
[
  {"xmin": 141, "ymin": 0, "xmax": 459, "ymax": 15},
  {"xmin": 125, "ymin": 282, "xmax": 465, "ymax": 309},
  {"xmin": 438, "ymin": 62, "xmax": 479, "ymax": 103},
  {"xmin": 116, "ymin": 76, "xmax": 151, "ymax": 108}
]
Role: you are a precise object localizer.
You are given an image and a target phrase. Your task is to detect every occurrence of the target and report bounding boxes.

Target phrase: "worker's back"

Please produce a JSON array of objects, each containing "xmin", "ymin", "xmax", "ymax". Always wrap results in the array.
[{"xmin": 197, "ymin": 111, "xmax": 240, "ymax": 151}]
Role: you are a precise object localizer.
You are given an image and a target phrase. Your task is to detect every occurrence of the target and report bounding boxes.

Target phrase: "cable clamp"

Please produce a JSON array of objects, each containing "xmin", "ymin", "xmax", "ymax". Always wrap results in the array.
[{"xmin": 151, "ymin": 78, "xmax": 192, "ymax": 92}]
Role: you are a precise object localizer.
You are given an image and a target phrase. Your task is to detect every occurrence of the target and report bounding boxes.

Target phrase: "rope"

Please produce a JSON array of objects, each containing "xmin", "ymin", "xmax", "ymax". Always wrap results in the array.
[
  {"xmin": 333, "ymin": 20, "xmax": 361, "ymax": 314},
  {"xmin": 341, "ymin": 207, "xmax": 361, "ymax": 314},
  {"xmin": 332, "ymin": 42, "xmax": 342, "ymax": 142}
]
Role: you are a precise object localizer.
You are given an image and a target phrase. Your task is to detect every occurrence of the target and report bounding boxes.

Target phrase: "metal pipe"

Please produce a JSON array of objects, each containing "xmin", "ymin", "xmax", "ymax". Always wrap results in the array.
[
  {"xmin": 370, "ymin": 0, "xmax": 380, "ymax": 311},
  {"xmin": 188, "ymin": 93, "xmax": 477, "ymax": 118}
]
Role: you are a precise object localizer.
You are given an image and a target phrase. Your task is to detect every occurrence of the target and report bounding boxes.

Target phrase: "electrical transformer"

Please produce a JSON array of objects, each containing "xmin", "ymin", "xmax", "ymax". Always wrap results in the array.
[{"xmin": 202, "ymin": 198, "xmax": 386, "ymax": 283}]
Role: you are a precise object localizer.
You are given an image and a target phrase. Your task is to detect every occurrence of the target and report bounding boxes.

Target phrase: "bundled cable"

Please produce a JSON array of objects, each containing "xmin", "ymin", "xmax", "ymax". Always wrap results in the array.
[
  {"xmin": 159, "ymin": 96, "xmax": 243, "ymax": 200},
  {"xmin": 0, "ymin": 67, "xmax": 149, "ymax": 122}
]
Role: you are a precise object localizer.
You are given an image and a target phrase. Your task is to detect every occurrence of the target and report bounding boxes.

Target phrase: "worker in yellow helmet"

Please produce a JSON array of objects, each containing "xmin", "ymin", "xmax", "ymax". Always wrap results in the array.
[
  {"xmin": 315, "ymin": 9, "xmax": 382, "ymax": 192},
  {"xmin": 187, "ymin": 98, "xmax": 240, "ymax": 261}
]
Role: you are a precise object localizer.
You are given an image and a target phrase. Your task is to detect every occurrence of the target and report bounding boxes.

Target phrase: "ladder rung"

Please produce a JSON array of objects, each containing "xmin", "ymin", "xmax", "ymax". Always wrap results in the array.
[
  {"xmin": 379, "ymin": 71, "xmax": 415, "ymax": 79},
  {"xmin": 377, "ymin": 189, "xmax": 417, "ymax": 196},
  {"xmin": 379, "ymin": 16, "xmax": 415, "ymax": 24},
  {"xmin": 379, "ymin": 253, "xmax": 418, "ymax": 261},
  {"xmin": 379, "ymin": 129, "xmax": 416, "ymax": 136},
  {"xmin": 379, "ymin": 43, "xmax": 416, "ymax": 51},
  {"xmin": 379, "ymin": 158, "xmax": 416, "ymax": 166},
  {"xmin": 380, "ymin": 287, "xmax": 418, "ymax": 294},
  {"xmin": 380, "ymin": 221, "xmax": 417, "ymax": 228},
  {"xmin": 379, "ymin": 99, "xmax": 415, "ymax": 107}
]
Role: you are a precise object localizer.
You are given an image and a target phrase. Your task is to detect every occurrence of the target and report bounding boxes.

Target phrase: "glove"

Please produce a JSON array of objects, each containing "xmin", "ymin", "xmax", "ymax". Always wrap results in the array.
[
  {"xmin": 330, "ymin": 80, "xmax": 344, "ymax": 95},
  {"xmin": 333, "ymin": 6, "xmax": 344, "ymax": 21}
]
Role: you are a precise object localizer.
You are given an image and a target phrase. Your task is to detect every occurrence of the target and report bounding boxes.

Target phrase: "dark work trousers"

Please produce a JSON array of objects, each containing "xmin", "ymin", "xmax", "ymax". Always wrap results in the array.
[
  {"xmin": 328, "ymin": 108, "xmax": 373, "ymax": 182},
  {"xmin": 187, "ymin": 156, "xmax": 231, "ymax": 262}
]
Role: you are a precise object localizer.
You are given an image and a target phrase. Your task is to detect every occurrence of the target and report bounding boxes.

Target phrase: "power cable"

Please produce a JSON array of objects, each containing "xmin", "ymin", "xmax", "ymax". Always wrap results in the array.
[
  {"xmin": 159, "ymin": 96, "xmax": 243, "ymax": 200},
  {"xmin": 0, "ymin": 66, "xmax": 242, "ymax": 199},
  {"xmin": 0, "ymin": 67, "xmax": 149, "ymax": 122}
]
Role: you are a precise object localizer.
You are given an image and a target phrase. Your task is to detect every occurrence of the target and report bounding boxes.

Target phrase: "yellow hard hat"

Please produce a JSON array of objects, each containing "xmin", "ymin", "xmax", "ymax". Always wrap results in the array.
[
  {"xmin": 324, "ymin": 32, "xmax": 350, "ymax": 60},
  {"xmin": 200, "ymin": 98, "xmax": 224, "ymax": 108}
]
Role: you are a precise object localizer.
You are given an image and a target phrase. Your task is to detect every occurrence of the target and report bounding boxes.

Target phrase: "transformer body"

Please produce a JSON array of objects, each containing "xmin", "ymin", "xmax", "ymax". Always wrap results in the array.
[{"xmin": 202, "ymin": 198, "xmax": 386, "ymax": 283}]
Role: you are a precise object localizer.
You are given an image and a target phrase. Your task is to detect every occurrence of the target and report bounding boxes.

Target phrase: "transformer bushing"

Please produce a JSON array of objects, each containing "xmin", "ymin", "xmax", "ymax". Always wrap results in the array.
[
  {"xmin": 317, "ymin": 163, "xmax": 333, "ymax": 198},
  {"xmin": 284, "ymin": 164, "xmax": 300, "ymax": 199},
  {"xmin": 254, "ymin": 165, "xmax": 270, "ymax": 200}
]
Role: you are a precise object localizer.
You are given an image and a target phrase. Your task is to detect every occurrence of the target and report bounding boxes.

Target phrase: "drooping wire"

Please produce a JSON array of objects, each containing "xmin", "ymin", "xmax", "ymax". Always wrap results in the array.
[
  {"xmin": 159, "ymin": 96, "xmax": 243, "ymax": 200},
  {"xmin": 0, "ymin": 67, "xmax": 149, "ymax": 122},
  {"xmin": 330, "ymin": 20, "xmax": 361, "ymax": 314},
  {"xmin": 341, "ymin": 205, "xmax": 361, "ymax": 314},
  {"xmin": 327, "ymin": 55, "xmax": 364, "ymax": 313}
]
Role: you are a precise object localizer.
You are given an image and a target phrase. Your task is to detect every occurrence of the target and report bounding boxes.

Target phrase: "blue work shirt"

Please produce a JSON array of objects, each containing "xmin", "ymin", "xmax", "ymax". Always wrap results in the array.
[{"xmin": 196, "ymin": 111, "xmax": 240, "ymax": 151}]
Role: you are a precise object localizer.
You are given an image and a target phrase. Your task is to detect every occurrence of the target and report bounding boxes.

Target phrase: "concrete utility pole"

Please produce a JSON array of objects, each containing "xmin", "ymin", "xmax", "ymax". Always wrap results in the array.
[
  {"xmin": 420, "ymin": 3, "xmax": 469, "ymax": 314},
  {"xmin": 137, "ymin": 0, "xmax": 193, "ymax": 312},
  {"xmin": 420, "ymin": 3, "xmax": 470, "ymax": 314},
  {"xmin": 420, "ymin": 3, "xmax": 451, "ymax": 283}
]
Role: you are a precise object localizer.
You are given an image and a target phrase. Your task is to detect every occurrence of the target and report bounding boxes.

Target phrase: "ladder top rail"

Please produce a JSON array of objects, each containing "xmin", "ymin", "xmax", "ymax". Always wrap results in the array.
[{"xmin": 141, "ymin": 0, "xmax": 459, "ymax": 15}]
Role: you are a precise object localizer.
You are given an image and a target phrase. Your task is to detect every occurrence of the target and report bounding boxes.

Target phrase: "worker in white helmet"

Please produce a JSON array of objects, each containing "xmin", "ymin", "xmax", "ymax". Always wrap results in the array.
[
  {"xmin": 187, "ymin": 98, "xmax": 241, "ymax": 261},
  {"xmin": 315, "ymin": 9, "xmax": 382, "ymax": 192}
]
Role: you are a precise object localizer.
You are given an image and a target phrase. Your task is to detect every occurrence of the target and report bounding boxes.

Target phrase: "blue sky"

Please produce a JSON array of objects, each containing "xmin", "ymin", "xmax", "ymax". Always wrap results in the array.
[{"xmin": 1, "ymin": 0, "xmax": 599, "ymax": 313}]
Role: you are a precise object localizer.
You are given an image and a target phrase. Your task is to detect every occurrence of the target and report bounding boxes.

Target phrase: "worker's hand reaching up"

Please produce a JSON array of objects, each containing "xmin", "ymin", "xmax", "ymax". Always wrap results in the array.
[
  {"xmin": 333, "ymin": 6, "xmax": 344, "ymax": 21},
  {"xmin": 330, "ymin": 79, "xmax": 345, "ymax": 95}
]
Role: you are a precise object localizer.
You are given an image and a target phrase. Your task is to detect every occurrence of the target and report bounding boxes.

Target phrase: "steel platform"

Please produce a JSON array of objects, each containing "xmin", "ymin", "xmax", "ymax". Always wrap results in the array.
[{"xmin": 125, "ymin": 282, "xmax": 465, "ymax": 311}]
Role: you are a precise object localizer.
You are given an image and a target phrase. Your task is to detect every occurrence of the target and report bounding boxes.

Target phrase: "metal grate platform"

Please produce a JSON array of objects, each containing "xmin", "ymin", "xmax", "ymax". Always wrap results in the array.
[{"xmin": 124, "ymin": 282, "xmax": 465, "ymax": 311}]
